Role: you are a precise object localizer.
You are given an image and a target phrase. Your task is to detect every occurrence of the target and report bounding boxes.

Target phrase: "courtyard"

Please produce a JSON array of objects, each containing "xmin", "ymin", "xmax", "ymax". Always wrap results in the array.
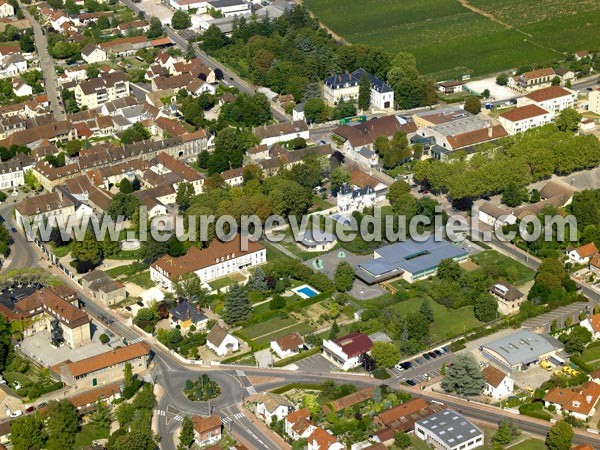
[{"xmin": 19, "ymin": 320, "xmax": 122, "ymax": 368}]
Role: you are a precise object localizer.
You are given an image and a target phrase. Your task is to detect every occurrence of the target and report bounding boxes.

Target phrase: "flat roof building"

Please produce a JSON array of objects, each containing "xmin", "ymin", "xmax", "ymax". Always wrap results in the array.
[
  {"xmin": 481, "ymin": 330, "xmax": 562, "ymax": 371},
  {"xmin": 415, "ymin": 409, "xmax": 483, "ymax": 450},
  {"xmin": 355, "ymin": 237, "xmax": 469, "ymax": 284}
]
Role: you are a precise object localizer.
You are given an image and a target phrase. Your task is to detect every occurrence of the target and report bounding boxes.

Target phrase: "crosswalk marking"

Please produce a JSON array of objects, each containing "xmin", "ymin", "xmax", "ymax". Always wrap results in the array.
[
  {"xmin": 173, "ymin": 415, "xmax": 184, "ymax": 422},
  {"xmin": 128, "ymin": 337, "xmax": 144, "ymax": 344},
  {"xmin": 246, "ymin": 386, "xmax": 257, "ymax": 395},
  {"xmin": 222, "ymin": 412, "xmax": 245, "ymax": 425},
  {"xmin": 156, "ymin": 410, "xmax": 166, "ymax": 417}
]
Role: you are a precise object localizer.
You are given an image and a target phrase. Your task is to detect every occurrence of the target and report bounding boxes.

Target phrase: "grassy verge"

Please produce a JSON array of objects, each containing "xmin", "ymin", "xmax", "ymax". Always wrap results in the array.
[{"xmin": 74, "ymin": 423, "xmax": 109, "ymax": 449}]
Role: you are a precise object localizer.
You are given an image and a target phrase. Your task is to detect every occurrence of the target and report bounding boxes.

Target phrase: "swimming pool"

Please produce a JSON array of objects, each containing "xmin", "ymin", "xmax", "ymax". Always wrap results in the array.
[{"xmin": 293, "ymin": 284, "xmax": 320, "ymax": 299}]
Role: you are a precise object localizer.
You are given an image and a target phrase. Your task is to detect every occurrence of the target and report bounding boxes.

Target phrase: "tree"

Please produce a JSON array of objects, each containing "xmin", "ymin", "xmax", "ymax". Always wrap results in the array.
[
  {"xmin": 328, "ymin": 320, "xmax": 339, "ymax": 340},
  {"xmin": 222, "ymin": 283, "xmax": 251, "ymax": 324},
  {"xmin": 90, "ymin": 400, "xmax": 112, "ymax": 429},
  {"xmin": 99, "ymin": 333, "xmax": 110, "ymax": 344},
  {"xmin": 464, "ymin": 96, "xmax": 481, "ymax": 114},
  {"xmin": 10, "ymin": 414, "xmax": 46, "ymax": 450},
  {"xmin": 304, "ymin": 97, "xmax": 327, "ymax": 124},
  {"xmin": 121, "ymin": 122, "xmax": 150, "ymax": 144},
  {"xmin": 269, "ymin": 295, "xmax": 286, "ymax": 310},
  {"xmin": 371, "ymin": 341, "xmax": 400, "ymax": 368},
  {"xmin": 502, "ymin": 181, "xmax": 528, "ymax": 207},
  {"xmin": 496, "ymin": 73, "xmax": 509, "ymax": 86},
  {"xmin": 394, "ymin": 431, "xmax": 411, "ymax": 449},
  {"xmin": 119, "ymin": 178, "xmax": 133, "ymax": 194},
  {"xmin": 71, "ymin": 229, "xmax": 102, "ymax": 268},
  {"xmin": 330, "ymin": 166, "xmax": 350, "ymax": 194},
  {"xmin": 108, "ymin": 428, "xmax": 155, "ymax": 450},
  {"xmin": 247, "ymin": 267, "xmax": 267, "ymax": 291},
  {"xmin": 441, "ymin": 353, "xmax": 485, "ymax": 396},
  {"xmin": 555, "ymin": 108, "xmax": 582, "ymax": 132},
  {"xmin": 332, "ymin": 100, "xmax": 356, "ymax": 120},
  {"xmin": 185, "ymin": 42, "xmax": 195, "ymax": 62},
  {"xmin": 334, "ymin": 261, "xmax": 355, "ymax": 292},
  {"xmin": 482, "ymin": 89, "xmax": 490, "ymax": 99},
  {"xmin": 44, "ymin": 400, "xmax": 78, "ymax": 450},
  {"xmin": 179, "ymin": 416, "xmax": 194, "ymax": 449},
  {"xmin": 545, "ymin": 420, "xmax": 573, "ymax": 450},
  {"xmin": 19, "ymin": 32, "xmax": 35, "ymax": 53},
  {"xmin": 176, "ymin": 182, "xmax": 195, "ymax": 211},
  {"xmin": 493, "ymin": 418, "xmax": 519, "ymax": 446},
  {"xmin": 97, "ymin": 14, "xmax": 111, "ymax": 30},
  {"xmin": 201, "ymin": 24, "xmax": 226, "ymax": 52},
  {"xmin": 172, "ymin": 10, "xmax": 191, "ymax": 29},
  {"xmin": 419, "ymin": 299, "xmax": 434, "ymax": 324},
  {"xmin": 559, "ymin": 325, "xmax": 592, "ymax": 354},
  {"xmin": 437, "ymin": 258, "xmax": 462, "ymax": 282},
  {"xmin": 24, "ymin": 169, "xmax": 41, "ymax": 190},
  {"xmin": 146, "ymin": 17, "xmax": 163, "ymax": 39},
  {"xmin": 107, "ymin": 192, "xmax": 140, "ymax": 220},
  {"xmin": 474, "ymin": 293, "xmax": 498, "ymax": 322},
  {"xmin": 358, "ymin": 73, "xmax": 371, "ymax": 111},
  {"xmin": 64, "ymin": 139, "xmax": 82, "ymax": 157},
  {"xmin": 551, "ymin": 75, "xmax": 561, "ymax": 86},
  {"xmin": 197, "ymin": 150, "xmax": 210, "ymax": 169}
]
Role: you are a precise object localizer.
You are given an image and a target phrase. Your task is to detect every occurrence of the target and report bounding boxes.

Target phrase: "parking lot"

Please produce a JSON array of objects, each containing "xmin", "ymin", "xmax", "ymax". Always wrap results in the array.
[
  {"xmin": 390, "ymin": 346, "xmax": 454, "ymax": 385},
  {"xmin": 135, "ymin": 0, "xmax": 173, "ymax": 24},
  {"xmin": 286, "ymin": 354, "xmax": 339, "ymax": 373},
  {"xmin": 19, "ymin": 320, "xmax": 122, "ymax": 368}
]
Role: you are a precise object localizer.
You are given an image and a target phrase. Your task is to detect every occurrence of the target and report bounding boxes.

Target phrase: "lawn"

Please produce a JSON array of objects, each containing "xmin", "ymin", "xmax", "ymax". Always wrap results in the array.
[
  {"xmin": 123, "ymin": 271, "xmax": 154, "ymax": 289},
  {"xmin": 238, "ymin": 316, "xmax": 316, "ymax": 346},
  {"xmin": 581, "ymin": 345, "xmax": 600, "ymax": 365},
  {"xmin": 470, "ymin": 250, "xmax": 535, "ymax": 286},
  {"xmin": 509, "ymin": 439, "xmax": 547, "ymax": 450},
  {"xmin": 209, "ymin": 276, "xmax": 236, "ymax": 291},
  {"xmin": 105, "ymin": 264, "xmax": 139, "ymax": 279},
  {"xmin": 74, "ymin": 423, "xmax": 110, "ymax": 449},
  {"xmin": 304, "ymin": 0, "xmax": 599, "ymax": 76}
]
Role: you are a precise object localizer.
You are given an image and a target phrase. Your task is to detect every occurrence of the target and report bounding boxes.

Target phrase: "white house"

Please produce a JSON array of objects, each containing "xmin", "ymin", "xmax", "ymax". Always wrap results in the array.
[
  {"xmin": 0, "ymin": 0, "xmax": 15, "ymax": 18},
  {"xmin": 337, "ymin": 183, "xmax": 377, "ymax": 215},
  {"xmin": 307, "ymin": 427, "xmax": 344, "ymax": 450},
  {"xmin": 0, "ymin": 155, "xmax": 34, "ymax": 190},
  {"xmin": 206, "ymin": 325, "xmax": 239, "ymax": 357},
  {"xmin": 191, "ymin": 415, "xmax": 222, "ymax": 447},
  {"xmin": 12, "ymin": 80, "xmax": 32, "ymax": 97},
  {"xmin": 323, "ymin": 68, "xmax": 393, "ymax": 109},
  {"xmin": 518, "ymin": 85, "xmax": 576, "ymax": 114},
  {"xmin": 477, "ymin": 202, "xmax": 516, "ymax": 229},
  {"xmin": 207, "ymin": 0, "xmax": 251, "ymax": 17},
  {"xmin": 544, "ymin": 382, "xmax": 600, "ymax": 421},
  {"xmin": 255, "ymin": 393, "xmax": 293, "ymax": 424},
  {"xmin": 322, "ymin": 332, "xmax": 373, "ymax": 370},
  {"xmin": 482, "ymin": 365, "xmax": 514, "ymax": 400},
  {"xmin": 415, "ymin": 410, "xmax": 484, "ymax": 450},
  {"xmin": 81, "ymin": 44, "xmax": 108, "ymax": 64},
  {"xmin": 498, "ymin": 104, "xmax": 552, "ymax": 135},
  {"xmin": 581, "ymin": 314, "xmax": 600, "ymax": 340},
  {"xmin": 15, "ymin": 191, "xmax": 76, "ymax": 231},
  {"xmin": 0, "ymin": 54, "xmax": 27, "ymax": 78},
  {"xmin": 271, "ymin": 332, "xmax": 304, "ymax": 359},
  {"xmin": 150, "ymin": 236, "xmax": 266, "ymax": 292},
  {"xmin": 566, "ymin": 242, "xmax": 598, "ymax": 265},
  {"xmin": 285, "ymin": 408, "xmax": 315, "ymax": 441},
  {"xmin": 254, "ymin": 120, "xmax": 309, "ymax": 147}
]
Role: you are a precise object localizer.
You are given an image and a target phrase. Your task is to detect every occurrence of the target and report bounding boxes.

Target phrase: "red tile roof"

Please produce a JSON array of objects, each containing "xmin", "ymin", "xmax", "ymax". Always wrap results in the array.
[
  {"xmin": 63, "ymin": 342, "xmax": 150, "ymax": 377},
  {"xmin": 333, "ymin": 332, "xmax": 373, "ymax": 358},
  {"xmin": 500, "ymin": 104, "xmax": 549, "ymax": 122},
  {"xmin": 525, "ymin": 86, "xmax": 573, "ymax": 102}
]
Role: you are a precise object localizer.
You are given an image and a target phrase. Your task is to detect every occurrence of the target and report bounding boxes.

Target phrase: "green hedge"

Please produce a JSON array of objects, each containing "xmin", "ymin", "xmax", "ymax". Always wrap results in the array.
[
  {"xmin": 570, "ymin": 355, "xmax": 593, "ymax": 373},
  {"xmin": 273, "ymin": 347, "xmax": 320, "ymax": 368},
  {"xmin": 373, "ymin": 368, "xmax": 391, "ymax": 380},
  {"xmin": 519, "ymin": 402, "xmax": 552, "ymax": 421},
  {"xmin": 221, "ymin": 350, "xmax": 255, "ymax": 364},
  {"xmin": 271, "ymin": 383, "xmax": 324, "ymax": 394}
]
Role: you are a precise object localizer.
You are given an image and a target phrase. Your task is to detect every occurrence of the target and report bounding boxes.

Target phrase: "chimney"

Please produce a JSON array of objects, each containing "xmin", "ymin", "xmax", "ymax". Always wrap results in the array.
[{"xmin": 488, "ymin": 126, "xmax": 493, "ymax": 138}]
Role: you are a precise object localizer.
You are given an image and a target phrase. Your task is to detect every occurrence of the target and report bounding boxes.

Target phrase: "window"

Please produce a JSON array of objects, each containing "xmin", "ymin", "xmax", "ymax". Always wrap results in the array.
[{"xmin": 92, "ymin": 378, "xmax": 97, "ymax": 386}]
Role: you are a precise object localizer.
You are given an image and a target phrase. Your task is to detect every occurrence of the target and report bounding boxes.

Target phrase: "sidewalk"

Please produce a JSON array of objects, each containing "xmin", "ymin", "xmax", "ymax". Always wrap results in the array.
[{"xmin": 239, "ymin": 402, "xmax": 291, "ymax": 450}]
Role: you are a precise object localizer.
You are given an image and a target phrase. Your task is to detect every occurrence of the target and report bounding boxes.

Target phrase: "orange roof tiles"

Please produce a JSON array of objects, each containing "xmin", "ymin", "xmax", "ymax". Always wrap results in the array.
[{"xmin": 64, "ymin": 342, "xmax": 150, "ymax": 378}]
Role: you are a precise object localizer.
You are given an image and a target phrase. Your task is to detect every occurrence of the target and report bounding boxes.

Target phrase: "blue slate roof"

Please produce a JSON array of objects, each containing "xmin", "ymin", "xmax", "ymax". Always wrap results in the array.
[
  {"xmin": 324, "ymin": 68, "xmax": 393, "ymax": 93},
  {"xmin": 352, "ymin": 68, "xmax": 393, "ymax": 93},
  {"xmin": 358, "ymin": 237, "xmax": 468, "ymax": 278},
  {"xmin": 169, "ymin": 301, "xmax": 207, "ymax": 324}
]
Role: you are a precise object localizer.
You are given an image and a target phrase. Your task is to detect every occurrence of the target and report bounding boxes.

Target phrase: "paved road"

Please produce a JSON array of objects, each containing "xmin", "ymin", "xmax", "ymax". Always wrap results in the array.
[
  {"xmin": 0, "ymin": 202, "xmax": 38, "ymax": 272},
  {"xmin": 19, "ymin": 1, "xmax": 65, "ymax": 121}
]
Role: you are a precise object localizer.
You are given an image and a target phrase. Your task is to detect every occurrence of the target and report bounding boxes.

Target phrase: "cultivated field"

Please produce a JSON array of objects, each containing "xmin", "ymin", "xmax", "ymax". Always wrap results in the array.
[{"xmin": 304, "ymin": 0, "xmax": 600, "ymax": 77}]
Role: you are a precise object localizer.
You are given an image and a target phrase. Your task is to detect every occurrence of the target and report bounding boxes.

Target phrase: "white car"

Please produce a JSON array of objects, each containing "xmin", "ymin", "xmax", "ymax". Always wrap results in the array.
[{"xmin": 9, "ymin": 410, "xmax": 22, "ymax": 418}]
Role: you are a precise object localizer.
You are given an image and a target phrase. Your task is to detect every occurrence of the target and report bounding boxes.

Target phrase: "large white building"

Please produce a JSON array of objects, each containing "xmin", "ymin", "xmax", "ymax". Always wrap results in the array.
[
  {"xmin": 74, "ymin": 71, "xmax": 130, "ymax": 109},
  {"xmin": 415, "ymin": 410, "xmax": 484, "ymax": 450},
  {"xmin": 323, "ymin": 68, "xmax": 394, "ymax": 109},
  {"xmin": 337, "ymin": 183, "xmax": 377, "ymax": 215},
  {"xmin": 150, "ymin": 236, "xmax": 266, "ymax": 292},
  {"xmin": 15, "ymin": 191, "xmax": 76, "ymax": 231},
  {"xmin": 254, "ymin": 120, "xmax": 309, "ymax": 147},
  {"xmin": 498, "ymin": 104, "xmax": 553, "ymax": 135},
  {"xmin": 589, "ymin": 88, "xmax": 600, "ymax": 115},
  {"xmin": 518, "ymin": 85, "xmax": 576, "ymax": 114}
]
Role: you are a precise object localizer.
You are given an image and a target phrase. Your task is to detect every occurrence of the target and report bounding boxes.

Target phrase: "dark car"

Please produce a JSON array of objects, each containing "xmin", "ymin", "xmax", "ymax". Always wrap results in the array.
[
  {"xmin": 428, "ymin": 351, "xmax": 437, "ymax": 359},
  {"xmin": 434, "ymin": 349, "xmax": 443, "ymax": 356},
  {"xmin": 399, "ymin": 362, "xmax": 413, "ymax": 370},
  {"xmin": 587, "ymin": 87, "xmax": 594, "ymax": 91},
  {"xmin": 10, "ymin": 227, "xmax": 16, "ymax": 232},
  {"xmin": 422, "ymin": 353, "xmax": 431, "ymax": 360},
  {"xmin": 406, "ymin": 379, "xmax": 417, "ymax": 386},
  {"xmin": 25, "ymin": 406, "xmax": 35, "ymax": 414},
  {"xmin": 36, "ymin": 402, "xmax": 47, "ymax": 409},
  {"xmin": 414, "ymin": 358, "xmax": 423, "ymax": 365}
]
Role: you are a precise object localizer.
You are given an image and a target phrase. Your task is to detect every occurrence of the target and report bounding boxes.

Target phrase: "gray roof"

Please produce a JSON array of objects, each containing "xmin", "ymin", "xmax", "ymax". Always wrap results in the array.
[
  {"xmin": 416, "ymin": 410, "xmax": 482, "ymax": 448},
  {"xmin": 208, "ymin": 0, "xmax": 247, "ymax": 7},
  {"xmin": 356, "ymin": 237, "xmax": 468, "ymax": 281},
  {"xmin": 299, "ymin": 229, "xmax": 336, "ymax": 246},
  {"xmin": 169, "ymin": 301, "xmax": 207, "ymax": 324},
  {"xmin": 482, "ymin": 330, "xmax": 560, "ymax": 367},
  {"xmin": 430, "ymin": 115, "xmax": 493, "ymax": 137}
]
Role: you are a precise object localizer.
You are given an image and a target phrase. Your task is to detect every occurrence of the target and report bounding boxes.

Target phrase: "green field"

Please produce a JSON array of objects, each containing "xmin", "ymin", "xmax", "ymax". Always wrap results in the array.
[
  {"xmin": 238, "ymin": 317, "xmax": 315, "ymax": 346},
  {"xmin": 304, "ymin": 0, "xmax": 600, "ymax": 76},
  {"xmin": 470, "ymin": 250, "xmax": 535, "ymax": 286}
]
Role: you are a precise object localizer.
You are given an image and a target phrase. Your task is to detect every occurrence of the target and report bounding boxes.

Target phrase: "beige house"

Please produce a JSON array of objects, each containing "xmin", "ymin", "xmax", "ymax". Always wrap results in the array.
[
  {"xmin": 81, "ymin": 270, "xmax": 127, "ymax": 306},
  {"xmin": 74, "ymin": 71, "xmax": 130, "ymax": 109},
  {"xmin": 0, "ymin": 286, "xmax": 91, "ymax": 349},
  {"xmin": 56, "ymin": 342, "xmax": 151, "ymax": 388},
  {"xmin": 488, "ymin": 280, "xmax": 524, "ymax": 315},
  {"xmin": 589, "ymin": 88, "xmax": 600, "ymax": 115},
  {"xmin": 80, "ymin": 44, "xmax": 108, "ymax": 64},
  {"xmin": 15, "ymin": 191, "xmax": 75, "ymax": 231},
  {"xmin": 191, "ymin": 415, "xmax": 222, "ymax": 447}
]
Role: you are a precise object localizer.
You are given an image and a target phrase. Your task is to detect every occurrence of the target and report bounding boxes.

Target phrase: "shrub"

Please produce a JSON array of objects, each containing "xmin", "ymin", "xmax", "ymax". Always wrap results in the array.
[
  {"xmin": 99, "ymin": 333, "xmax": 110, "ymax": 344},
  {"xmin": 372, "ymin": 368, "xmax": 391, "ymax": 380}
]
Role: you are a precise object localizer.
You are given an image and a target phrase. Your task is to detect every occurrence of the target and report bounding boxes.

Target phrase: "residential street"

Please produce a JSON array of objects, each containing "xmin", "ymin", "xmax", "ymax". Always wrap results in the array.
[{"xmin": 19, "ymin": 1, "xmax": 65, "ymax": 121}]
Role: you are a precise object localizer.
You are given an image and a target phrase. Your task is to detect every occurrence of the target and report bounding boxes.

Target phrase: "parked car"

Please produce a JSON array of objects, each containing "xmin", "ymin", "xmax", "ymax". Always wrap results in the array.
[
  {"xmin": 24, "ymin": 406, "xmax": 35, "ymax": 414},
  {"xmin": 434, "ymin": 349, "xmax": 443, "ymax": 356},
  {"xmin": 422, "ymin": 353, "xmax": 431, "ymax": 360},
  {"xmin": 406, "ymin": 379, "xmax": 417, "ymax": 386},
  {"xmin": 36, "ymin": 402, "xmax": 47, "ymax": 410},
  {"xmin": 399, "ymin": 362, "xmax": 412, "ymax": 370},
  {"xmin": 414, "ymin": 358, "xmax": 423, "ymax": 365},
  {"xmin": 428, "ymin": 351, "xmax": 437, "ymax": 359},
  {"xmin": 9, "ymin": 410, "xmax": 22, "ymax": 418}
]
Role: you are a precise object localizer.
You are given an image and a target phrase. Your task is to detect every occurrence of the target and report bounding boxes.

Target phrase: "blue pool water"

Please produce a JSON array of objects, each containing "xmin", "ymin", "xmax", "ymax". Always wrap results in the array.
[{"xmin": 297, "ymin": 286, "xmax": 319, "ymax": 298}]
